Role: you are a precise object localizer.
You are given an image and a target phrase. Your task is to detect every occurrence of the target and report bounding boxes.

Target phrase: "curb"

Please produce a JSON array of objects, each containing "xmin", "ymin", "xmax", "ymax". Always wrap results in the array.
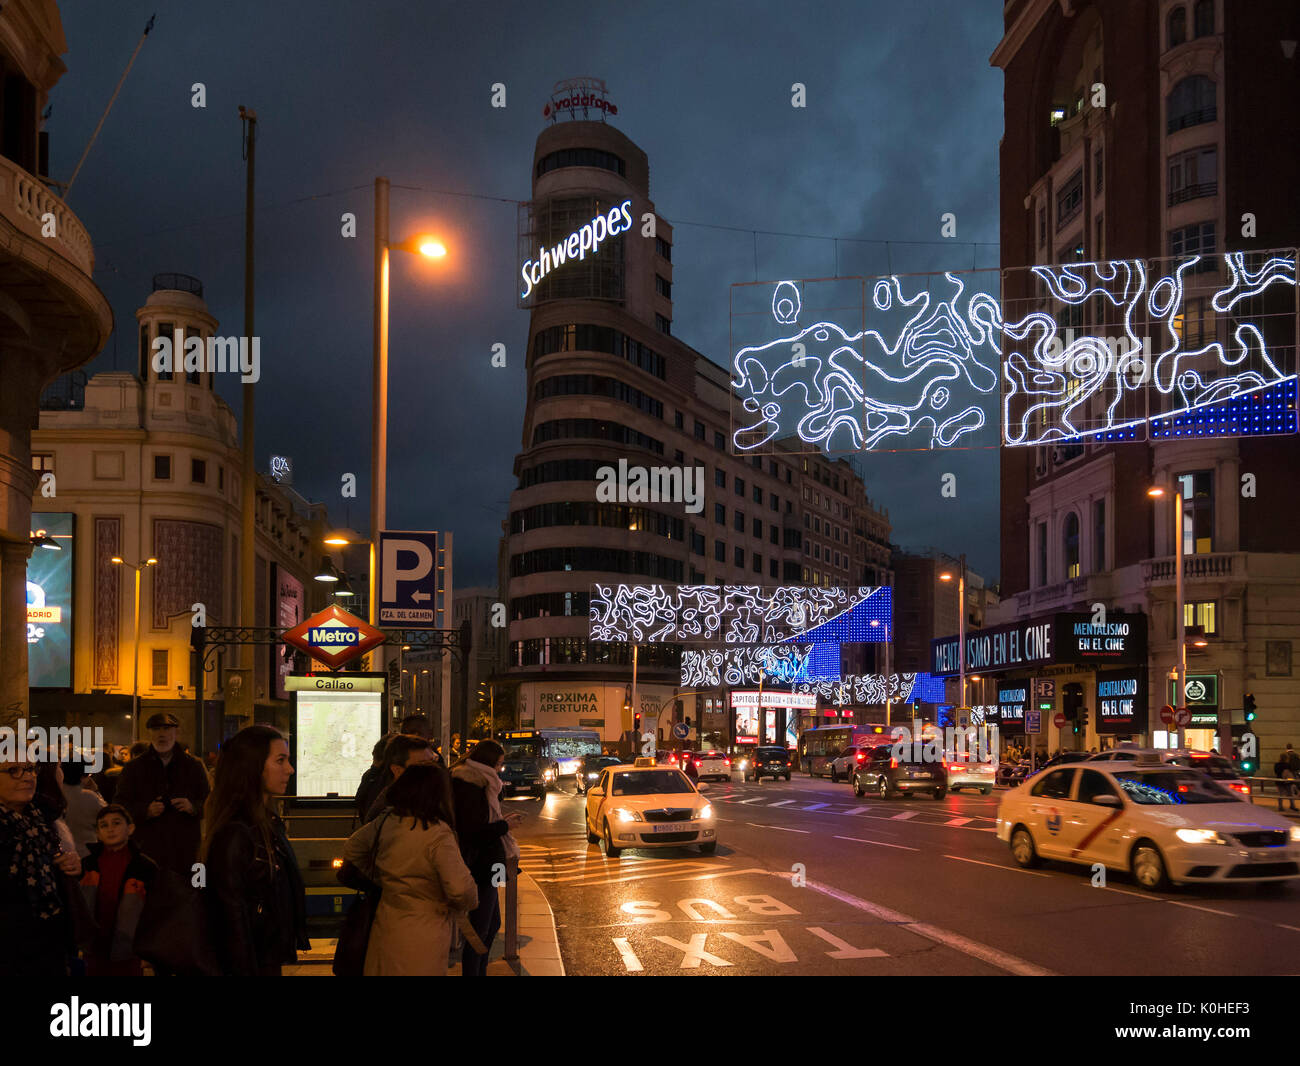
[{"xmin": 283, "ymin": 869, "xmax": 564, "ymax": 976}]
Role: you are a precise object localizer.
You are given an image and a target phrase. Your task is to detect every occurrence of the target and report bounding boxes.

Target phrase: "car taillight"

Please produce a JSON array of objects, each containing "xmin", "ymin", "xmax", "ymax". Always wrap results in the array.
[
  {"xmin": 856, "ymin": 752, "xmax": 865, "ymax": 760},
  {"xmin": 890, "ymin": 757, "xmax": 898, "ymax": 769},
  {"xmin": 694, "ymin": 760, "xmax": 701, "ymax": 767},
  {"xmin": 724, "ymin": 759, "xmax": 731, "ymax": 766},
  {"xmin": 1229, "ymin": 782, "xmax": 1251, "ymax": 795}
]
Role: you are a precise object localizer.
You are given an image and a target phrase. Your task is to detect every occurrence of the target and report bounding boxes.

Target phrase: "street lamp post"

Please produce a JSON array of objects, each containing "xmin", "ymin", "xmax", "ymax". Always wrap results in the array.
[
  {"xmin": 111, "ymin": 556, "xmax": 156, "ymax": 740},
  {"xmin": 940, "ymin": 553, "xmax": 967, "ymax": 731},
  {"xmin": 1148, "ymin": 484, "xmax": 1187, "ymax": 748}
]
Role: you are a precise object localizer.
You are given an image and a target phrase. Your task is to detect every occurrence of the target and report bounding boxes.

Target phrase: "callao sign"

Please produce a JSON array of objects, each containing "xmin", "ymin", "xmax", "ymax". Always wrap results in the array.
[
  {"xmin": 282, "ymin": 604, "xmax": 385, "ymax": 669},
  {"xmin": 520, "ymin": 199, "xmax": 632, "ymax": 299}
]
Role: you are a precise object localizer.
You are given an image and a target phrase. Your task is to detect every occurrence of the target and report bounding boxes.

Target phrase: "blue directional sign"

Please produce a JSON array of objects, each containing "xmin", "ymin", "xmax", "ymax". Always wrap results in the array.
[
  {"xmin": 672, "ymin": 722, "xmax": 689, "ymax": 740},
  {"xmin": 377, "ymin": 530, "xmax": 441, "ymax": 629}
]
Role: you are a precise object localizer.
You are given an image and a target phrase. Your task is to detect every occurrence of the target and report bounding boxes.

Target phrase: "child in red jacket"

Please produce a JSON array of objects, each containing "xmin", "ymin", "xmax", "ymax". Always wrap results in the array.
[{"xmin": 79, "ymin": 804, "xmax": 158, "ymax": 976}]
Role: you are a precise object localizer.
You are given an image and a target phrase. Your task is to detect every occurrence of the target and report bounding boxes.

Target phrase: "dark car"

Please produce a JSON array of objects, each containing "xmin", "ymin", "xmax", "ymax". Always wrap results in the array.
[
  {"xmin": 575, "ymin": 754, "xmax": 623, "ymax": 794},
  {"xmin": 500, "ymin": 754, "xmax": 546, "ymax": 798},
  {"xmin": 852, "ymin": 744, "xmax": 946, "ymax": 799},
  {"xmin": 1026, "ymin": 751, "xmax": 1091, "ymax": 779},
  {"xmin": 746, "ymin": 746, "xmax": 792, "ymax": 782}
]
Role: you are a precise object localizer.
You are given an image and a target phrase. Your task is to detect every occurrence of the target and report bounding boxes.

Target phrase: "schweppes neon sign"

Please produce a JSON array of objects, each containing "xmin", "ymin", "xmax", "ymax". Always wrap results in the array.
[{"xmin": 520, "ymin": 199, "xmax": 632, "ymax": 299}]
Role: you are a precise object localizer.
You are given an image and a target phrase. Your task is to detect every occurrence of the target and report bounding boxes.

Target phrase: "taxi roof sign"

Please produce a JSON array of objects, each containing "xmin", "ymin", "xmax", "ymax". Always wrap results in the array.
[
  {"xmin": 633, "ymin": 757, "xmax": 657, "ymax": 767},
  {"xmin": 282, "ymin": 604, "xmax": 385, "ymax": 669}
]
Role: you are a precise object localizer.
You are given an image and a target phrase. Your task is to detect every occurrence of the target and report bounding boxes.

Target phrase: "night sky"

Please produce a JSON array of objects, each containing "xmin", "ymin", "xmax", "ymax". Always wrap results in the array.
[{"xmin": 54, "ymin": 0, "xmax": 1005, "ymax": 589}]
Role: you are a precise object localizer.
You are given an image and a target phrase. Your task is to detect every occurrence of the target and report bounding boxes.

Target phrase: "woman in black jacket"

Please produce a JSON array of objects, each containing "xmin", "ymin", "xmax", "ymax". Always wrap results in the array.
[
  {"xmin": 202, "ymin": 725, "xmax": 309, "ymax": 976},
  {"xmin": 450, "ymin": 741, "xmax": 522, "ymax": 976}
]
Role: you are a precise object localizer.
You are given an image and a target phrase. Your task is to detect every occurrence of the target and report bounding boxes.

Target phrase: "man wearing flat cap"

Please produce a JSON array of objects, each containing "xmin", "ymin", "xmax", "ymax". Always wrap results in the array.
[{"xmin": 114, "ymin": 713, "xmax": 210, "ymax": 874}]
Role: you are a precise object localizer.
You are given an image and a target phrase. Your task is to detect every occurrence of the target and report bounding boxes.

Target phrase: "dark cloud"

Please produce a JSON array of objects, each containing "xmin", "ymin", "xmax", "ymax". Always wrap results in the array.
[{"xmin": 55, "ymin": 0, "xmax": 1004, "ymax": 587}]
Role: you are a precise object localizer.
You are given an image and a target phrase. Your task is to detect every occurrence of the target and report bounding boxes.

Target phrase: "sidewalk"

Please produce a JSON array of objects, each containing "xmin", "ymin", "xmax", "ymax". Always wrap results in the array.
[{"xmin": 284, "ymin": 870, "xmax": 564, "ymax": 976}]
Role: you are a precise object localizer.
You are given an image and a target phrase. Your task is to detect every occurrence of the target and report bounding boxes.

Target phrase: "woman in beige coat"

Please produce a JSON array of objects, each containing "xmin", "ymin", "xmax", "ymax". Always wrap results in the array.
[{"xmin": 342, "ymin": 762, "xmax": 478, "ymax": 976}]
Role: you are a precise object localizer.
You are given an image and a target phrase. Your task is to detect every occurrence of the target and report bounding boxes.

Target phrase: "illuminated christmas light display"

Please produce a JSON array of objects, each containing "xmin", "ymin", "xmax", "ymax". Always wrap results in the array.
[
  {"xmin": 588, "ymin": 584, "xmax": 891, "ymax": 644},
  {"xmin": 793, "ymin": 672, "xmax": 946, "ymax": 707},
  {"xmin": 729, "ymin": 249, "xmax": 1298, "ymax": 453},
  {"xmin": 680, "ymin": 645, "xmax": 820, "ymax": 688}
]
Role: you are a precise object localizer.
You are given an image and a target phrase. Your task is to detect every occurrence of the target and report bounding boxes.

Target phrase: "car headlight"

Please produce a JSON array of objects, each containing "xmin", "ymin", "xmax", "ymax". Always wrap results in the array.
[
  {"xmin": 698, "ymin": 804, "xmax": 714, "ymax": 820},
  {"xmin": 542, "ymin": 768, "xmax": 555, "ymax": 780},
  {"xmin": 1174, "ymin": 828, "xmax": 1229, "ymax": 845},
  {"xmin": 611, "ymin": 807, "xmax": 641, "ymax": 823},
  {"xmin": 1290, "ymin": 826, "xmax": 1300, "ymax": 844}
]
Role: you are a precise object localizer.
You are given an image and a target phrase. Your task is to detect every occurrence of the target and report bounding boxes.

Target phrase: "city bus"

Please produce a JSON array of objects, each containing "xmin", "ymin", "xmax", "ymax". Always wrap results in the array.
[
  {"xmin": 800, "ymin": 723, "xmax": 895, "ymax": 777},
  {"xmin": 500, "ymin": 728, "xmax": 603, "ymax": 787}
]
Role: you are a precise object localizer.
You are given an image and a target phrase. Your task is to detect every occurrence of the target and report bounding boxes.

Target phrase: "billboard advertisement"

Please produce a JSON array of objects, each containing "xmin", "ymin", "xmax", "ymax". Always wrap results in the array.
[
  {"xmin": 275, "ymin": 569, "xmax": 305, "ymax": 700},
  {"xmin": 28, "ymin": 512, "xmax": 73, "ymax": 688},
  {"xmin": 293, "ymin": 688, "xmax": 384, "ymax": 797}
]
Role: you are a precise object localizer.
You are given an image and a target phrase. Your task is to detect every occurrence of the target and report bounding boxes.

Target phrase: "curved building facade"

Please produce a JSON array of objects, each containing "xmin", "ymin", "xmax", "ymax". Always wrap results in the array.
[{"xmin": 505, "ymin": 109, "xmax": 893, "ymax": 744}]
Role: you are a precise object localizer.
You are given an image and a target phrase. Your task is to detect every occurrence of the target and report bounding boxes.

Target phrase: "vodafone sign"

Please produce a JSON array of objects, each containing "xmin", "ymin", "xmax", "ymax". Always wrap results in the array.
[{"xmin": 283, "ymin": 604, "xmax": 385, "ymax": 669}]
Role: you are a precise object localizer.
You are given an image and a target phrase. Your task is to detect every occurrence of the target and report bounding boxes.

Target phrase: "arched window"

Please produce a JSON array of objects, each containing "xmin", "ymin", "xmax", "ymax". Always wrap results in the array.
[
  {"xmin": 1167, "ymin": 75, "xmax": 1216, "ymax": 133},
  {"xmin": 1168, "ymin": 6, "xmax": 1186, "ymax": 48},
  {"xmin": 1193, "ymin": 0, "xmax": 1214, "ymax": 38},
  {"xmin": 1064, "ymin": 512, "xmax": 1080, "ymax": 579}
]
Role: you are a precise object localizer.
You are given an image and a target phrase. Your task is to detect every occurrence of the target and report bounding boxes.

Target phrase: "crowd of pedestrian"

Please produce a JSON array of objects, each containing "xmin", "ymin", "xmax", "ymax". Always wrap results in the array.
[{"xmin": 2, "ymin": 711, "xmax": 520, "ymax": 978}]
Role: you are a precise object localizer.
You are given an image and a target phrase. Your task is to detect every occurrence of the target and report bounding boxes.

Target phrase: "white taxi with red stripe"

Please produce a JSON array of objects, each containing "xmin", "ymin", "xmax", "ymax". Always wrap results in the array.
[{"xmin": 996, "ymin": 755, "xmax": 1300, "ymax": 891}]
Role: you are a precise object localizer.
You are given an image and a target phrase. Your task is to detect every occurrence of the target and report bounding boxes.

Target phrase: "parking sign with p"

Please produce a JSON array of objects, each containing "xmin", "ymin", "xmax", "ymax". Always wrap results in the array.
[{"xmin": 377, "ymin": 530, "xmax": 442, "ymax": 628}]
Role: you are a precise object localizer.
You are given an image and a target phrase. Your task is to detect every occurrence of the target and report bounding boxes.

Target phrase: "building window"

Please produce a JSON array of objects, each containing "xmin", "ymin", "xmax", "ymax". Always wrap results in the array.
[
  {"xmin": 154, "ymin": 455, "xmax": 172, "ymax": 480},
  {"xmin": 752, "ymin": 518, "xmax": 762, "ymax": 538},
  {"xmin": 655, "ymin": 236, "xmax": 672, "ymax": 262},
  {"xmin": 1037, "ymin": 205, "xmax": 1047, "ymax": 248},
  {"xmin": 769, "ymin": 526, "xmax": 779, "ymax": 546},
  {"xmin": 1064, "ymin": 511, "xmax": 1080, "ymax": 579},
  {"xmin": 1166, "ymin": 75, "xmax": 1216, "ymax": 134},
  {"xmin": 715, "ymin": 540, "xmax": 726, "ymax": 562},
  {"xmin": 191, "ymin": 458, "xmax": 206, "ymax": 484},
  {"xmin": 770, "ymin": 493, "xmax": 779, "ymax": 512},
  {"xmin": 155, "ymin": 323, "xmax": 174, "ymax": 381},
  {"xmin": 151, "ymin": 649, "xmax": 168, "ymax": 688},
  {"xmin": 734, "ymin": 511, "xmax": 744, "ymax": 533},
  {"xmin": 1177, "ymin": 470, "xmax": 1214, "ymax": 554},
  {"xmin": 1168, "ymin": 145, "xmax": 1217, "ymax": 206},
  {"xmin": 691, "ymin": 531, "xmax": 705, "ymax": 555},
  {"xmin": 674, "ymin": 450, "xmax": 684, "ymax": 464},
  {"xmin": 1168, "ymin": 5, "xmax": 1186, "ymax": 47},
  {"xmin": 1094, "ymin": 215, "xmax": 1103, "ymax": 261},
  {"xmin": 1193, "ymin": 0, "xmax": 1213, "ymax": 38},
  {"xmin": 734, "ymin": 546, "xmax": 744, "ymax": 567},
  {"xmin": 695, "ymin": 420, "xmax": 706, "ymax": 441},
  {"xmin": 735, "ymin": 477, "xmax": 745, "ymax": 497},
  {"xmin": 751, "ymin": 485, "xmax": 761, "ymax": 505},
  {"xmin": 675, "ymin": 411, "xmax": 684, "ymax": 430},
  {"xmin": 1093, "ymin": 498, "xmax": 1105, "ymax": 572},
  {"xmin": 753, "ymin": 553, "xmax": 762, "ymax": 574},
  {"xmin": 31, "ymin": 453, "xmax": 55, "ymax": 474},
  {"xmin": 535, "ymin": 147, "xmax": 626, "ymax": 178},
  {"xmin": 1183, "ymin": 600, "xmax": 1217, "ymax": 635},
  {"xmin": 714, "ymin": 503, "xmax": 725, "ymax": 525},
  {"xmin": 1173, "ymin": 296, "xmax": 1212, "ymax": 346},
  {"xmin": 769, "ymin": 558, "xmax": 779, "ymax": 579},
  {"xmin": 1168, "ymin": 221, "xmax": 1216, "ymax": 265},
  {"xmin": 218, "ymin": 466, "xmax": 225, "ymax": 491},
  {"xmin": 655, "ymin": 275, "xmax": 672, "ymax": 299},
  {"xmin": 1094, "ymin": 148, "xmax": 1103, "ymax": 194},
  {"xmin": 185, "ymin": 326, "xmax": 201, "ymax": 384},
  {"xmin": 1057, "ymin": 169, "xmax": 1083, "ymax": 228},
  {"xmin": 655, "ymin": 313, "xmax": 671, "ymax": 335},
  {"xmin": 714, "ymin": 430, "xmax": 725, "ymax": 451},
  {"xmin": 715, "ymin": 468, "xmax": 726, "ymax": 488},
  {"xmin": 1037, "ymin": 521, "xmax": 1048, "ymax": 587}
]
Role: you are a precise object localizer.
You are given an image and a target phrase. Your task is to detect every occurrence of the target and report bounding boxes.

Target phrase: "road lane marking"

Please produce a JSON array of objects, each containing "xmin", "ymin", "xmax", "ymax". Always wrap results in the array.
[
  {"xmin": 945, "ymin": 817, "xmax": 973, "ymax": 826},
  {"xmin": 834, "ymin": 835, "xmax": 918, "ymax": 851},
  {"xmin": 799, "ymin": 878, "xmax": 1056, "ymax": 976},
  {"xmin": 944, "ymin": 854, "xmax": 1049, "ymax": 877},
  {"xmin": 802, "ymin": 803, "xmax": 830, "ymax": 810},
  {"xmin": 612, "ymin": 937, "xmax": 644, "ymax": 972},
  {"xmin": 746, "ymin": 822, "xmax": 809, "ymax": 833},
  {"xmin": 675, "ymin": 867, "xmax": 775, "ymax": 881},
  {"xmin": 846, "ymin": 807, "xmax": 873, "ymax": 815},
  {"xmin": 766, "ymin": 800, "xmax": 796, "ymax": 807},
  {"xmin": 890, "ymin": 811, "xmax": 918, "ymax": 820},
  {"xmin": 737, "ymin": 798, "xmax": 767, "ymax": 804}
]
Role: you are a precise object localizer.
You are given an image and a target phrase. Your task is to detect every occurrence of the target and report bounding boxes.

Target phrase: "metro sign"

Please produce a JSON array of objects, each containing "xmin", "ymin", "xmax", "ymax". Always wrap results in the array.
[{"xmin": 282, "ymin": 604, "xmax": 385, "ymax": 669}]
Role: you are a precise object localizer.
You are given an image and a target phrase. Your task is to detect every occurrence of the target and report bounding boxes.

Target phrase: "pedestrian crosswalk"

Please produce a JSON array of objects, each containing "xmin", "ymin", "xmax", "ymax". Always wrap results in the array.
[
  {"xmin": 700, "ymin": 787, "xmax": 999, "ymax": 833},
  {"xmin": 517, "ymin": 843, "xmax": 722, "ymax": 887}
]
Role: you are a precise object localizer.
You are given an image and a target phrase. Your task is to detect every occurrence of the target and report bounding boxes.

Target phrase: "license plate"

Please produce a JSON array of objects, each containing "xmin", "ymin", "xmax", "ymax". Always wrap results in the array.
[
  {"xmin": 1248, "ymin": 850, "xmax": 1274, "ymax": 862},
  {"xmin": 652, "ymin": 822, "xmax": 694, "ymax": 833}
]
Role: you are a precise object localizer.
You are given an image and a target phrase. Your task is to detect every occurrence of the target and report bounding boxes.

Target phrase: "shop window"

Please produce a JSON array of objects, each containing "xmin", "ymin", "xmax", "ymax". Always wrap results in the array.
[{"xmin": 1183, "ymin": 600, "xmax": 1217, "ymax": 635}]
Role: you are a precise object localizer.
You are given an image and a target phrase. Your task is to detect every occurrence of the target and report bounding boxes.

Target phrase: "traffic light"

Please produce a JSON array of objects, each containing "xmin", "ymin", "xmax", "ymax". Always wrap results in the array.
[
  {"xmin": 633, "ymin": 711, "xmax": 642, "ymax": 733},
  {"xmin": 1244, "ymin": 692, "xmax": 1257, "ymax": 722},
  {"xmin": 1062, "ymin": 683, "xmax": 1084, "ymax": 733}
]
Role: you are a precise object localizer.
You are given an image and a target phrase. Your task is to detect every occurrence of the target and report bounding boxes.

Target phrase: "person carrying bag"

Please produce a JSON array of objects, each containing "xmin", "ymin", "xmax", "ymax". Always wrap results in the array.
[{"xmin": 333, "ymin": 812, "xmax": 389, "ymax": 976}]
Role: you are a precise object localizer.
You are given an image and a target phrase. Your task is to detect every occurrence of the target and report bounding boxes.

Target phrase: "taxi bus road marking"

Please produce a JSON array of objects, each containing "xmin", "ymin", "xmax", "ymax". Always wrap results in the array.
[
  {"xmin": 834, "ymin": 835, "xmax": 919, "ymax": 851},
  {"xmin": 799, "ymin": 878, "xmax": 1056, "ymax": 976},
  {"xmin": 944, "ymin": 854, "xmax": 1050, "ymax": 877},
  {"xmin": 674, "ymin": 867, "xmax": 777, "ymax": 881},
  {"xmin": 652, "ymin": 933, "xmax": 734, "ymax": 968},
  {"xmin": 540, "ymin": 863, "xmax": 719, "ymax": 886},
  {"xmin": 612, "ymin": 937, "xmax": 644, "ymax": 972},
  {"xmin": 806, "ymin": 926, "xmax": 889, "ymax": 959},
  {"xmin": 746, "ymin": 822, "xmax": 809, "ymax": 833}
]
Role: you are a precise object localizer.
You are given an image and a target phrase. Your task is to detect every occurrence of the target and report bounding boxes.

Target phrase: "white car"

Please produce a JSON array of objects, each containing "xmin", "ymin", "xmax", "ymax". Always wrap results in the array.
[
  {"xmin": 1084, "ymin": 747, "xmax": 1251, "ymax": 797},
  {"xmin": 585, "ymin": 757, "xmax": 718, "ymax": 856},
  {"xmin": 996, "ymin": 756, "xmax": 1300, "ymax": 891},
  {"xmin": 687, "ymin": 750, "xmax": 732, "ymax": 782}
]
